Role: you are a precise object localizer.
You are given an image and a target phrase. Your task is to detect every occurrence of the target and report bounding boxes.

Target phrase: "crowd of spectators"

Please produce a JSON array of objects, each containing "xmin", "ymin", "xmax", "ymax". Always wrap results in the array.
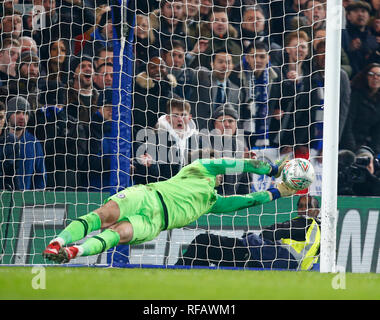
[
  {"xmin": 0, "ymin": 0, "xmax": 115, "ymax": 191},
  {"xmin": 0, "ymin": 0, "xmax": 379, "ymax": 196},
  {"xmin": 133, "ymin": 0, "xmax": 380, "ymax": 196}
]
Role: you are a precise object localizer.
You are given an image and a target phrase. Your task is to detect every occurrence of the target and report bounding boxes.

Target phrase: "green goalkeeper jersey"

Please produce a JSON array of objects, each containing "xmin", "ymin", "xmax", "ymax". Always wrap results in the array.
[
  {"xmin": 147, "ymin": 158, "xmax": 274, "ymax": 230},
  {"xmin": 53, "ymin": 158, "xmax": 281, "ymax": 250}
]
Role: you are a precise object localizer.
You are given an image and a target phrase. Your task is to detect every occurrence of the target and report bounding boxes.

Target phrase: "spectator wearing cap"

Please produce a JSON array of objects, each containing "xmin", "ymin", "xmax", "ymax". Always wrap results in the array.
[
  {"xmin": 0, "ymin": 100, "xmax": 19, "ymax": 190},
  {"xmin": 209, "ymin": 104, "xmax": 240, "ymax": 137},
  {"xmin": 67, "ymin": 55, "xmax": 99, "ymax": 123},
  {"xmin": 17, "ymin": 49, "xmax": 40, "ymax": 89},
  {"xmin": 6, "ymin": 96, "xmax": 45, "ymax": 190},
  {"xmin": 356, "ymin": 146, "xmax": 379, "ymax": 175},
  {"xmin": 62, "ymin": 55, "xmax": 101, "ymax": 190},
  {"xmin": 202, "ymin": 104, "xmax": 252, "ymax": 196},
  {"xmin": 342, "ymin": 1, "xmax": 378, "ymax": 77},
  {"xmin": 87, "ymin": 87, "xmax": 114, "ymax": 191},
  {"xmin": 8, "ymin": 50, "xmax": 40, "ymax": 110}
]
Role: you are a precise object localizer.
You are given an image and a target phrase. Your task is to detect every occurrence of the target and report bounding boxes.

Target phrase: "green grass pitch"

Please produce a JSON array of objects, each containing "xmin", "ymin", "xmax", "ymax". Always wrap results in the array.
[{"xmin": 0, "ymin": 267, "xmax": 379, "ymax": 300}]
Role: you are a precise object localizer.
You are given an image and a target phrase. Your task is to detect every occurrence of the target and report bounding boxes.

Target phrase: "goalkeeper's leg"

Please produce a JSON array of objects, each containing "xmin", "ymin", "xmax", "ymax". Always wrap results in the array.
[
  {"xmin": 57, "ymin": 222, "xmax": 133, "ymax": 263},
  {"xmin": 45, "ymin": 221, "xmax": 133, "ymax": 263},
  {"xmin": 43, "ymin": 200, "xmax": 121, "ymax": 262}
]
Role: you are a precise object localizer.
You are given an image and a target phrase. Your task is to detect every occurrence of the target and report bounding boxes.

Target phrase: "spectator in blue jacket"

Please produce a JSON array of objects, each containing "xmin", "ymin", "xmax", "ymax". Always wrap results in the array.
[
  {"xmin": 0, "ymin": 100, "xmax": 19, "ymax": 190},
  {"xmin": 6, "ymin": 96, "xmax": 45, "ymax": 190}
]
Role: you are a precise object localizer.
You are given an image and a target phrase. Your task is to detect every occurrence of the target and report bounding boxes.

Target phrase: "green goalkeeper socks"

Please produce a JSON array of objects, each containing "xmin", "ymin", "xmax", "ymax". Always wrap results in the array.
[
  {"xmin": 79, "ymin": 229, "xmax": 121, "ymax": 257},
  {"xmin": 53, "ymin": 211, "xmax": 120, "ymax": 257},
  {"xmin": 56, "ymin": 212, "xmax": 102, "ymax": 246}
]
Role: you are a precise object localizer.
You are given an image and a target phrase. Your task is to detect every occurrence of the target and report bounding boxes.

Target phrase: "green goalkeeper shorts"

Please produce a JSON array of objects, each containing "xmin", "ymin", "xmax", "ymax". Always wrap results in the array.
[{"xmin": 105, "ymin": 185, "xmax": 166, "ymax": 245}]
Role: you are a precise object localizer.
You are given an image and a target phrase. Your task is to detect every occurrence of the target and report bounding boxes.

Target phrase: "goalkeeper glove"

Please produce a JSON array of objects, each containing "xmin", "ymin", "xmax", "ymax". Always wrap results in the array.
[
  {"xmin": 276, "ymin": 181, "xmax": 298, "ymax": 197},
  {"xmin": 268, "ymin": 156, "xmax": 289, "ymax": 178}
]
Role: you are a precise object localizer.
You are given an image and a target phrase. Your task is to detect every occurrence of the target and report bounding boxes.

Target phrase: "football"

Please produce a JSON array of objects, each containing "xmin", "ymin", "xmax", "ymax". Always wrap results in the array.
[{"xmin": 281, "ymin": 158, "xmax": 315, "ymax": 191}]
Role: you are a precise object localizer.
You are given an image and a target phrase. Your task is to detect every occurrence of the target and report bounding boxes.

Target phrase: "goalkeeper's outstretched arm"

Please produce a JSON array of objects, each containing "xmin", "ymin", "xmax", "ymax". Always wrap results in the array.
[
  {"xmin": 198, "ymin": 157, "xmax": 287, "ymax": 178},
  {"xmin": 210, "ymin": 182, "xmax": 297, "ymax": 213}
]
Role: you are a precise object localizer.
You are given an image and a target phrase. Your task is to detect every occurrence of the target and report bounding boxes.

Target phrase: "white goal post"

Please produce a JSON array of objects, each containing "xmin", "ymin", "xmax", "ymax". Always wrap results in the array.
[{"xmin": 320, "ymin": 0, "xmax": 342, "ymax": 273}]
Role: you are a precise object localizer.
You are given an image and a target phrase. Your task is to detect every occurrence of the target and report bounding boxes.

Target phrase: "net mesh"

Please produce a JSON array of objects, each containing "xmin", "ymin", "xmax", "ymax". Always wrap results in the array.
[{"xmin": 0, "ymin": 0, "xmax": 336, "ymax": 268}]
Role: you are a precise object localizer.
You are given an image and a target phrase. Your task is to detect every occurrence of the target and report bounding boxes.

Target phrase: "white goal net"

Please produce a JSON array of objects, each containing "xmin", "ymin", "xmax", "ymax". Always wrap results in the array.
[{"xmin": 0, "ymin": 0, "xmax": 341, "ymax": 270}]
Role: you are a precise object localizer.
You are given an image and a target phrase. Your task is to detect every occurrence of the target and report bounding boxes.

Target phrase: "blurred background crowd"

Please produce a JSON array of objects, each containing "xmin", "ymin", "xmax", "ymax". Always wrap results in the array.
[{"xmin": 0, "ymin": 0, "xmax": 379, "ymax": 197}]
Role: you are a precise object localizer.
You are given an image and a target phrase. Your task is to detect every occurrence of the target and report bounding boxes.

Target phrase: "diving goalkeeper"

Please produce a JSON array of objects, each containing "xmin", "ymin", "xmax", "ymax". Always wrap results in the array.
[{"xmin": 43, "ymin": 157, "xmax": 296, "ymax": 263}]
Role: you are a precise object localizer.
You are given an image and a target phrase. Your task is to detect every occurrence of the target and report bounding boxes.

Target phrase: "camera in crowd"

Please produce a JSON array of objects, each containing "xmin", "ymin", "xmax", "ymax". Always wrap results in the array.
[
  {"xmin": 338, "ymin": 146, "xmax": 380, "ymax": 195},
  {"xmin": 355, "ymin": 155, "xmax": 380, "ymax": 170}
]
